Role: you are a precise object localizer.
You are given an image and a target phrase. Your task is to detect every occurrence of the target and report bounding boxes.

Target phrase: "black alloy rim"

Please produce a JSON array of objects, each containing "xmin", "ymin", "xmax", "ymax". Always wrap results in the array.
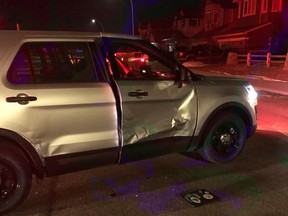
[{"xmin": 212, "ymin": 123, "xmax": 240, "ymax": 156}]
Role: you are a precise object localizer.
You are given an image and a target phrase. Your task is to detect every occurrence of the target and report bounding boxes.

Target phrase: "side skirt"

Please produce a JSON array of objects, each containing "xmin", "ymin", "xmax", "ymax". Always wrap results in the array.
[
  {"xmin": 44, "ymin": 147, "xmax": 119, "ymax": 177},
  {"xmin": 120, "ymin": 136, "xmax": 191, "ymax": 163}
]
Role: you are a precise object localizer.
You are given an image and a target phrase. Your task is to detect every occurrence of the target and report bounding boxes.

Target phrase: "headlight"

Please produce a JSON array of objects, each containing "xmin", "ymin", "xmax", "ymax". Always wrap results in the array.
[{"xmin": 245, "ymin": 84, "xmax": 258, "ymax": 101}]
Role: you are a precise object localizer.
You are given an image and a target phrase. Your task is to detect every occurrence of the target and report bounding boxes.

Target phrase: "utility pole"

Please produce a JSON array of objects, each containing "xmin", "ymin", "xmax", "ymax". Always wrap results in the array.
[{"xmin": 129, "ymin": 0, "xmax": 134, "ymax": 35}]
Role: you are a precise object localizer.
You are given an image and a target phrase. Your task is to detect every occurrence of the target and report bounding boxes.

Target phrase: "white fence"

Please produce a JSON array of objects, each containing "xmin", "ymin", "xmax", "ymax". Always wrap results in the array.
[{"xmin": 227, "ymin": 52, "xmax": 288, "ymax": 69}]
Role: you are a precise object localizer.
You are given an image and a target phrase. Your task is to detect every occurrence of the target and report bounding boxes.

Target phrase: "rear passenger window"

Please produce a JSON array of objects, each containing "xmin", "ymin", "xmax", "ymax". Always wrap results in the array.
[{"xmin": 7, "ymin": 42, "xmax": 96, "ymax": 84}]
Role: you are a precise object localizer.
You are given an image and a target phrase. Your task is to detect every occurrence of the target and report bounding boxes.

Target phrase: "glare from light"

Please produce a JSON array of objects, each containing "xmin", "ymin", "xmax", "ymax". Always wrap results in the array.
[{"xmin": 245, "ymin": 84, "xmax": 258, "ymax": 101}]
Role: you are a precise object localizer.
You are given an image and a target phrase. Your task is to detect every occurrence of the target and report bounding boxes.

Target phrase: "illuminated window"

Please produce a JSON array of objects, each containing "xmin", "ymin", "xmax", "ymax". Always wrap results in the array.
[
  {"xmin": 7, "ymin": 42, "xmax": 96, "ymax": 84},
  {"xmin": 261, "ymin": 0, "xmax": 268, "ymax": 13},
  {"xmin": 272, "ymin": 0, "xmax": 282, "ymax": 12},
  {"xmin": 243, "ymin": 0, "xmax": 257, "ymax": 17}
]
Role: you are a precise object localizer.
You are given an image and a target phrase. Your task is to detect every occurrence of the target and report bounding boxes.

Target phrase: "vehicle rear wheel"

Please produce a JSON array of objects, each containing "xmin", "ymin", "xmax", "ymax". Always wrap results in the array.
[
  {"xmin": 187, "ymin": 56, "xmax": 196, "ymax": 62},
  {"xmin": 200, "ymin": 113, "xmax": 247, "ymax": 164},
  {"xmin": 0, "ymin": 142, "xmax": 32, "ymax": 214}
]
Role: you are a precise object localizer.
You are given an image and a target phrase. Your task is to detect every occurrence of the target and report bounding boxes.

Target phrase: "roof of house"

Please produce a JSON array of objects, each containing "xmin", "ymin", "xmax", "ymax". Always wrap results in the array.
[
  {"xmin": 206, "ymin": 0, "xmax": 238, "ymax": 9},
  {"xmin": 174, "ymin": 8, "xmax": 202, "ymax": 19},
  {"xmin": 148, "ymin": 29, "xmax": 187, "ymax": 42},
  {"xmin": 191, "ymin": 29, "xmax": 213, "ymax": 41},
  {"xmin": 139, "ymin": 19, "xmax": 172, "ymax": 30},
  {"xmin": 213, "ymin": 22, "xmax": 273, "ymax": 38}
]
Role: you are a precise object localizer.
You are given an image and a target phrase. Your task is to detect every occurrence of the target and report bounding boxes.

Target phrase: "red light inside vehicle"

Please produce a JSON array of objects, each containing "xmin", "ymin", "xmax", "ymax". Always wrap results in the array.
[{"xmin": 156, "ymin": 71, "xmax": 164, "ymax": 77}]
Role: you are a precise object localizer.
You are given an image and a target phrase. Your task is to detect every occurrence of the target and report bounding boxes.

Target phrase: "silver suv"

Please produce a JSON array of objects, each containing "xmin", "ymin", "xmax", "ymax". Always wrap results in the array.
[{"xmin": 0, "ymin": 30, "xmax": 257, "ymax": 213}]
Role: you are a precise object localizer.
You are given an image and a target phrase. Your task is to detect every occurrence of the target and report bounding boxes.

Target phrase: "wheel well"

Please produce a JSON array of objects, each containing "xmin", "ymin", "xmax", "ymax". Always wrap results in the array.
[
  {"xmin": 0, "ymin": 130, "xmax": 44, "ymax": 179},
  {"xmin": 196, "ymin": 104, "xmax": 253, "ymax": 150}
]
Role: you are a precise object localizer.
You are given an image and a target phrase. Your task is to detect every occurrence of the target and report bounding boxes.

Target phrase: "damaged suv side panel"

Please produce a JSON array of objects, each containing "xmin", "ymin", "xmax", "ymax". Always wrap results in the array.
[{"xmin": 0, "ymin": 31, "xmax": 257, "ymax": 214}]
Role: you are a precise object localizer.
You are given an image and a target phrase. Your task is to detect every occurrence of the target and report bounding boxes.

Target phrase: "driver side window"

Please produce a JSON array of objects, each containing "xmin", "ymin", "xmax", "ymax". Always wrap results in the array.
[{"xmin": 111, "ymin": 45, "xmax": 175, "ymax": 80}]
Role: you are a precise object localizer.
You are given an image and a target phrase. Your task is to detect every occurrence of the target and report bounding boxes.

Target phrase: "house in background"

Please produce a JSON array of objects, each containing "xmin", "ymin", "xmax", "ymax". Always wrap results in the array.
[
  {"xmin": 190, "ymin": 0, "xmax": 238, "ymax": 47},
  {"xmin": 212, "ymin": 0, "xmax": 288, "ymax": 53},
  {"xmin": 138, "ymin": 19, "xmax": 171, "ymax": 41},
  {"xmin": 138, "ymin": 19, "xmax": 186, "ymax": 51},
  {"xmin": 139, "ymin": 7, "xmax": 205, "ymax": 51},
  {"xmin": 138, "ymin": 1, "xmax": 238, "ymax": 51},
  {"xmin": 172, "ymin": 8, "xmax": 204, "ymax": 38},
  {"xmin": 138, "ymin": 0, "xmax": 287, "ymax": 54},
  {"xmin": 204, "ymin": 0, "xmax": 238, "ymax": 32}
]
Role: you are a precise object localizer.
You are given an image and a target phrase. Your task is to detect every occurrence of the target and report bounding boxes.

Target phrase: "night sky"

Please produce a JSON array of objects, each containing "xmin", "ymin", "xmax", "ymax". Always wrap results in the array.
[{"xmin": 0, "ymin": 0, "xmax": 203, "ymax": 34}]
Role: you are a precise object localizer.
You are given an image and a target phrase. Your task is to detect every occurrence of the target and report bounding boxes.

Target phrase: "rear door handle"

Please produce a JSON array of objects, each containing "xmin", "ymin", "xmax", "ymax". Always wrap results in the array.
[
  {"xmin": 6, "ymin": 93, "xmax": 37, "ymax": 105},
  {"xmin": 128, "ymin": 91, "xmax": 148, "ymax": 97}
]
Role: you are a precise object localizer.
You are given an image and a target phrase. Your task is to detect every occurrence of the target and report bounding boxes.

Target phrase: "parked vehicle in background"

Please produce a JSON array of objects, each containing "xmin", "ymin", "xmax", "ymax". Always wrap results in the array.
[
  {"xmin": 115, "ymin": 51, "xmax": 147, "ymax": 66},
  {"xmin": 0, "ymin": 30, "xmax": 257, "ymax": 214},
  {"xmin": 177, "ymin": 44, "xmax": 229, "ymax": 64}
]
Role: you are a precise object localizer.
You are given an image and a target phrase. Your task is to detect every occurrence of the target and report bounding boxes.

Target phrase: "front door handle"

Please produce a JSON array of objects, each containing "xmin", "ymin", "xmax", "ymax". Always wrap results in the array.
[
  {"xmin": 128, "ymin": 89, "xmax": 148, "ymax": 99},
  {"xmin": 6, "ymin": 93, "xmax": 37, "ymax": 105}
]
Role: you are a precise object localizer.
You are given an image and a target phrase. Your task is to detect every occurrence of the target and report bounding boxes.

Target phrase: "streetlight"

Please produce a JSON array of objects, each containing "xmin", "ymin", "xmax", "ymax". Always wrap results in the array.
[
  {"xmin": 129, "ymin": 0, "xmax": 134, "ymax": 35},
  {"xmin": 109, "ymin": 0, "xmax": 134, "ymax": 35},
  {"xmin": 91, "ymin": 19, "xmax": 104, "ymax": 32}
]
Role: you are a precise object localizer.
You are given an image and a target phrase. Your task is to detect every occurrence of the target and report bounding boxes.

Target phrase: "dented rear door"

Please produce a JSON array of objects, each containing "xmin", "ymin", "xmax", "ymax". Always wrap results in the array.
[{"xmin": 2, "ymin": 41, "xmax": 119, "ymax": 160}]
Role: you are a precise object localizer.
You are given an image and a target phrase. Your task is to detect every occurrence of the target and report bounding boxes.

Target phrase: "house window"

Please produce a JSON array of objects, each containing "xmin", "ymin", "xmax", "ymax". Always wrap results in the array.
[
  {"xmin": 205, "ymin": 10, "xmax": 212, "ymax": 31},
  {"xmin": 243, "ymin": 0, "xmax": 257, "ymax": 17},
  {"xmin": 272, "ymin": 0, "xmax": 282, "ymax": 12},
  {"xmin": 226, "ymin": 9, "xmax": 234, "ymax": 23},
  {"xmin": 181, "ymin": 19, "xmax": 185, "ymax": 28},
  {"xmin": 238, "ymin": 1, "xmax": 242, "ymax": 18},
  {"xmin": 261, "ymin": 0, "xmax": 268, "ymax": 13},
  {"xmin": 189, "ymin": 18, "xmax": 199, "ymax": 26},
  {"xmin": 213, "ymin": 9, "xmax": 220, "ymax": 25}
]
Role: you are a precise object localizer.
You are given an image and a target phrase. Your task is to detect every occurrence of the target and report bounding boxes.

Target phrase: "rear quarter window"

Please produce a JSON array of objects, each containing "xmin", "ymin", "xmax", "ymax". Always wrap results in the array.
[{"xmin": 7, "ymin": 42, "xmax": 97, "ymax": 84}]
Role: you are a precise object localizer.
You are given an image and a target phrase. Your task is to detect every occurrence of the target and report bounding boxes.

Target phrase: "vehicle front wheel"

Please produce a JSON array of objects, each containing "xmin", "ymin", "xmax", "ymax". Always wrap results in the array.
[
  {"xmin": 0, "ymin": 142, "xmax": 32, "ymax": 214},
  {"xmin": 200, "ymin": 113, "xmax": 247, "ymax": 164}
]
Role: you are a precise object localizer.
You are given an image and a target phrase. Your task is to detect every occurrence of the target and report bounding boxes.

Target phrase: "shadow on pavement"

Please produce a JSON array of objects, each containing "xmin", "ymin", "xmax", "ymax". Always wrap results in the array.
[{"xmin": 11, "ymin": 130, "xmax": 288, "ymax": 216}]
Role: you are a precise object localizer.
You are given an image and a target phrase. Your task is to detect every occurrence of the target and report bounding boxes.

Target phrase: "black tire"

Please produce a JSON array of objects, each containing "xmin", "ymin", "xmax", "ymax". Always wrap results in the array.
[
  {"xmin": 0, "ymin": 142, "xmax": 32, "ymax": 214},
  {"xmin": 200, "ymin": 113, "xmax": 247, "ymax": 164},
  {"xmin": 187, "ymin": 55, "xmax": 196, "ymax": 62}
]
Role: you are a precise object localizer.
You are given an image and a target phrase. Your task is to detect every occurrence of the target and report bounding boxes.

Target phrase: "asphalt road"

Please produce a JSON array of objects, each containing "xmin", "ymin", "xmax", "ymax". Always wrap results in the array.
[{"xmin": 6, "ymin": 77, "xmax": 288, "ymax": 216}]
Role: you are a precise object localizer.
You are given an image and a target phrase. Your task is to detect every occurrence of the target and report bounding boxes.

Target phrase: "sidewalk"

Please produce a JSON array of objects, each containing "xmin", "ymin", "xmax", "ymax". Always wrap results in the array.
[{"xmin": 187, "ymin": 63, "xmax": 288, "ymax": 82}]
